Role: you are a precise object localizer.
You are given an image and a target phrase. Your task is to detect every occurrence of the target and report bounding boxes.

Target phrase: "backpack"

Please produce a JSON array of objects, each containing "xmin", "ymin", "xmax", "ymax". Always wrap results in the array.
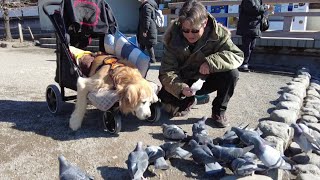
[{"xmin": 153, "ymin": 8, "xmax": 165, "ymax": 28}]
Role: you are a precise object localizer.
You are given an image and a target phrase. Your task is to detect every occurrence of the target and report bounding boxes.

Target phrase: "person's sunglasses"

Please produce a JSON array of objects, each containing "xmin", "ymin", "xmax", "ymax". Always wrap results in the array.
[{"xmin": 181, "ymin": 29, "xmax": 200, "ymax": 34}]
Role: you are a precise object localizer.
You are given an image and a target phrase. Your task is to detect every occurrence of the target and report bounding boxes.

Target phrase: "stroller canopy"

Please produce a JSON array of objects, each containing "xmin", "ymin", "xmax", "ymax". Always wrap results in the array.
[{"xmin": 63, "ymin": 0, "xmax": 117, "ymax": 36}]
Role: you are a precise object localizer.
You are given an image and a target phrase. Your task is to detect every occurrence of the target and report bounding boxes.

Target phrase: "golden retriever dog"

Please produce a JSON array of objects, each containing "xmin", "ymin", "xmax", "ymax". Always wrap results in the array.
[{"xmin": 69, "ymin": 54, "xmax": 158, "ymax": 131}]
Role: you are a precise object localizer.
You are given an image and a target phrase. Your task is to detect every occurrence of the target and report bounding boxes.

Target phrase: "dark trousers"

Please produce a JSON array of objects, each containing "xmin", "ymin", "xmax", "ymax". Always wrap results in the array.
[
  {"xmin": 140, "ymin": 44, "xmax": 156, "ymax": 63},
  {"xmin": 159, "ymin": 69, "xmax": 239, "ymax": 115},
  {"xmin": 241, "ymin": 36, "xmax": 256, "ymax": 65}
]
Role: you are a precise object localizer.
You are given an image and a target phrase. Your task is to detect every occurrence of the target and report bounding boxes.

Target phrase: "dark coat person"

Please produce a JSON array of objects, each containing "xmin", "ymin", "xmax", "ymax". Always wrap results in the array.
[
  {"xmin": 159, "ymin": 0, "xmax": 244, "ymax": 128},
  {"xmin": 137, "ymin": 0, "xmax": 158, "ymax": 63},
  {"xmin": 236, "ymin": 0, "xmax": 270, "ymax": 72}
]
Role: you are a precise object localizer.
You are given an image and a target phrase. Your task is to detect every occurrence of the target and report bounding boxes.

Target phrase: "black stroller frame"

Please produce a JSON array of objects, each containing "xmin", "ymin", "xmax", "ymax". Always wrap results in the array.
[{"xmin": 43, "ymin": 0, "xmax": 161, "ymax": 134}]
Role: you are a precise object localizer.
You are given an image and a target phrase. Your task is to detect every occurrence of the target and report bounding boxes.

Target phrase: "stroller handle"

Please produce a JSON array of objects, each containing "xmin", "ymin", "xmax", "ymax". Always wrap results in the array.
[{"xmin": 42, "ymin": 1, "xmax": 63, "ymax": 17}]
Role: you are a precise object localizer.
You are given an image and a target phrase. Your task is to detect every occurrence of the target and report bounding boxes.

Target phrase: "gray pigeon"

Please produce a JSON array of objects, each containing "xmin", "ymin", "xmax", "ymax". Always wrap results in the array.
[
  {"xmin": 207, "ymin": 143, "xmax": 254, "ymax": 163},
  {"xmin": 291, "ymin": 123, "xmax": 320, "ymax": 154},
  {"xmin": 192, "ymin": 117, "xmax": 212, "ymax": 145},
  {"xmin": 241, "ymin": 152, "xmax": 257, "ymax": 160},
  {"xmin": 193, "ymin": 133, "xmax": 213, "ymax": 145},
  {"xmin": 252, "ymin": 138, "xmax": 295, "ymax": 170},
  {"xmin": 189, "ymin": 140, "xmax": 225, "ymax": 176},
  {"xmin": 213, "ymin": 129, "xmax": 240, "ymax": 146},
  {"xmin": 160, "ymin": 142, "xmax": 191, "ymax": 159},
  {"xmin": 192, "ymin": 116, "xmax": 208, "ymax": 135},
  {"xmin": 58, "ymin": 155, "xmax": 94, "ymax": 180},
  {"xmin": 127, "ymin": 142, "xmax": 149, "ymax": 180},
  {"xmin": 300, "ymin": 123, "xmax": 320, "ymax": 147},
  {"xmin": 231, "ymin": 126, "xmax": 264, "ymax": 146},
  {"xmin": 145, "ymin": 145, "xmax": 169, "ymax": 170},
  {"xmin": 162, "ymin": 123, "xmax": 188, "ymax": 140},
  {"xmin": 231, "ymin": 157, "xmax": 268, "ymax": 176}
]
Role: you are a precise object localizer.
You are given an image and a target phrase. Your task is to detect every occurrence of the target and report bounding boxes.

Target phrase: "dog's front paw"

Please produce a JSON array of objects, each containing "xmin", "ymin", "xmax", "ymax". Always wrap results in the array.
[{"xmin": 69, "ymin": 115, "xmax": 82, "ymax": 131}]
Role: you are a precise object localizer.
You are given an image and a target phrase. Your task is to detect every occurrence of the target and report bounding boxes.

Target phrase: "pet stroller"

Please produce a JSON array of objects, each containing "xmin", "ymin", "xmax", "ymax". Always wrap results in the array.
[{"xmin": 43, "ymin": 0, "xmax": 161, "ymax": 134}]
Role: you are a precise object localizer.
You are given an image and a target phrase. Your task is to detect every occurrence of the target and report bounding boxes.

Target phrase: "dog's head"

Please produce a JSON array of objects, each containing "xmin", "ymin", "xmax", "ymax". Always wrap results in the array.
[{"xmin": 118, "ymin": 78, "xmax": 158, "ymax": 120}]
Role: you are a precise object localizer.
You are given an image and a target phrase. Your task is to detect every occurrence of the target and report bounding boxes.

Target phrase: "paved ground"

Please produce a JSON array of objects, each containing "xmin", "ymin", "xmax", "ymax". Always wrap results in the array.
[{"xmin": 0, "ymin": 42, "xmax": 292, "ymax": 179}]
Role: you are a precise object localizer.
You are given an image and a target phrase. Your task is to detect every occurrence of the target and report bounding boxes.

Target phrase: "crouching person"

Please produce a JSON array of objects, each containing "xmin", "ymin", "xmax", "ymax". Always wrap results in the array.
[{"xmin": 158, "ymin": 0, "xmax": 244, "ymax": 128}]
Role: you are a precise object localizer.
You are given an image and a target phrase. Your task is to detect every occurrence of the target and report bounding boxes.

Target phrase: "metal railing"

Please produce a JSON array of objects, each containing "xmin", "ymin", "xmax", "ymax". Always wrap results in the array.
[{"xmin": 167, "ymin": 0, "xmax": 320, "ymax": 39}]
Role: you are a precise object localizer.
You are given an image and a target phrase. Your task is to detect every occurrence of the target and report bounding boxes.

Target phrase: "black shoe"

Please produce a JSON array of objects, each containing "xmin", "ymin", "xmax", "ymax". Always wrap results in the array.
[{"xmin": 239, "ymin": 64, "xmax": 250, "ymax": 72}]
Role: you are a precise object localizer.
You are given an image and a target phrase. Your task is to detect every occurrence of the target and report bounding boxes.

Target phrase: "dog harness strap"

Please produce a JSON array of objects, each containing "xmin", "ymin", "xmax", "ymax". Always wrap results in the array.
[
  {"xmin": 103, "ymin": 57, "xmax": 124, "ymax": 70},
  {"xmin": 101, "ymin": 57, "xmax": 124, "ymax": 90}
]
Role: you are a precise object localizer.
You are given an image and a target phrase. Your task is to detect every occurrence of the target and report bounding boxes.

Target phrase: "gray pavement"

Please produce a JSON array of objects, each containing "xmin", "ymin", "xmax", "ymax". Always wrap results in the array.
[{"xmin": 0, "ymin": 42, "xmax": 292, "ymax": 179}]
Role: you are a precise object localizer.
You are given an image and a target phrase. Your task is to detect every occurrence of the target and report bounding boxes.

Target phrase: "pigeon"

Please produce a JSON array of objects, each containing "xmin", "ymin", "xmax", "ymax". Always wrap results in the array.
[
  {"xmin": 127, "ymin": 142, "xmax": 149, "ymax": 180},
  {"xmin": 207, "ymin": 143, "xmax": 254, "ymax": 163},
  {"xmin": 192, "ymin": 117, "xmax": 213, "ymax": 145},
  {"xmin": 241, "ymin": 152, "xmax": 257, "ymax": 160},
  {"xmin": 188, "ymin": 139, "xmax": 225, "ymax": 176},
  {"xmin": 213, "ymin": 129, "xmax": 240, "ymax": 146},
  {"xmin": 231, "ymin": 157, "xmax": 268, "ymax": 176},
  {"xmin": 231, "ymin": 126, "xmax": 264, "ymax": 146},
  {"xmin": 291, "ymin": 123, "xmax": 320, "ymax": 154},
  {"xmin": 160, "ymin": 142, "xmax": 191, "ymax": 159},
  {"xmin": 145, "ymin": 145, "xmax": 169, "ymax": 170},
  {"xmin": 193, "ymin": 133, "xmax": 213, "ymax": 145},
  {"xmin": 192, "ymin": 116, "xmax": 209, "ymax": 135},
  {"xmin": 300, "ymin": 123, "xmax": 320, "ymax": 147},
  {"xmin": 58, "ymin": 155, "xmax": 94, "ymax": 180},
  {"xmin": 251, "ymin": 137, "xmax": 295, "ymax": 170},
  {"xmin": 162, "ymin": 123, "xmax": 189, "ymax": 140}
]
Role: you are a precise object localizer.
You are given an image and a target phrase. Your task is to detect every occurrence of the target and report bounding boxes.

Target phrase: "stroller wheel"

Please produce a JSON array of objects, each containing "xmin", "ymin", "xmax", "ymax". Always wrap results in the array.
[
  {"xmin": 103, "ymin": 110, "xmax": 121, "ymax": 134},
  {"xmin": 146, "ymin": 102, "xmax": 161, "ymax": 122},
  {"xmin": 46, "ymin": 84, "xmax": 63, "ymax": 115}
]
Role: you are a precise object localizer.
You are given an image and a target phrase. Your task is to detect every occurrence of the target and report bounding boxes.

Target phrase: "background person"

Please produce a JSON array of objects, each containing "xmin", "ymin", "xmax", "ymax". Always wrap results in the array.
[
  {"xmin": 137, "ymin": 0, "xmax": 158, "ymax": 63},
  {"xmin": 158, "ymin": 0, "xmax": 244, "ymax": 128},
  {"xmin": 236, "ymin": 0, "xmax": 271, "ymax": 72}
]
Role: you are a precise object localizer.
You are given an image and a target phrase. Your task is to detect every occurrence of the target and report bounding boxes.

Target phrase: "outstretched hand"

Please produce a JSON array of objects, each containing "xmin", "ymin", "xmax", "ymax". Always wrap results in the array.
[
  {"xmin": 182, "ymin": 86, "xmax": 194, "ymax": 97},
  {"xmin": 199, "ymin": 62, "xmax": 210, "ymax": 75}
]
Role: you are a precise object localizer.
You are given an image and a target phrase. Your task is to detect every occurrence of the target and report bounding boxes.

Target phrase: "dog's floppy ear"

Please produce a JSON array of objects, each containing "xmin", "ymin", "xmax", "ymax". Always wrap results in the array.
[{"xmin": 118, "ymin": 84, "xmax": 138, "ymax": 114}]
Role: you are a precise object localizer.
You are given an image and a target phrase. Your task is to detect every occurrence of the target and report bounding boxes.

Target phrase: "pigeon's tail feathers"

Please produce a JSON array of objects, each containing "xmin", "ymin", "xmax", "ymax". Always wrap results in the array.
[
  {"xmin": 201, "ymin": 116, "xmax": 208, "ymax": 122},
  {"xmin": 255, "ymin": 127, "xmax": 263, "ymax": 136},
  {"xmin": 242, "ymin": 123, "xmax": 250, "ymax": 130},
  {"xmin": 204, "ymin": 162, "xmax": 225, "ymax": 176},
  {"xmin": 280, "ymin": 161, "xmax": 296, "ymax": 171},
  {"xmin": 154, "ymin": 157, "xmax": 169, "ymax": 170},
  {"xmin": 236, "ymin": 122, "xmax": 245, "ymax": 129},
  {"xmin": 243, "ymin": 145, "xmax": 254, "ymax": 154},
  {"xmin": 135, "ymin": 141, "xmax": 143, "ymax": 151},
  {"xmin": 175, "ymin": 147, "xmax": 192, "ymax": 159},
  {"xmin": 58, "ymin": 155, "xmax": 69, "ymax": 174},
  {"xmin": 201, "ymin": 116, "xmax": 208, "ymax": 120}
]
